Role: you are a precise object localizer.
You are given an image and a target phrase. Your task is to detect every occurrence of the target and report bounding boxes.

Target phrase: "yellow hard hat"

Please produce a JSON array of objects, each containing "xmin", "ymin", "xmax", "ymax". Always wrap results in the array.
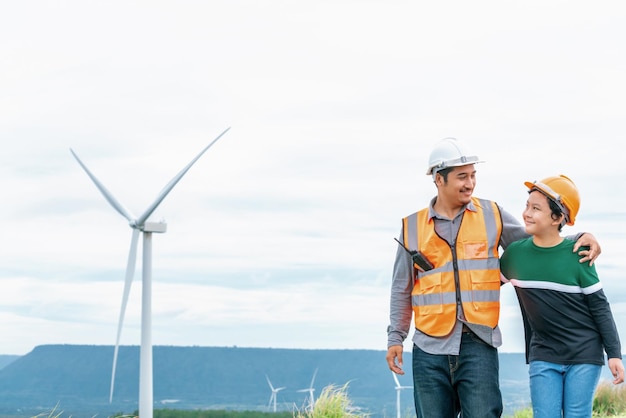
[{"xmin": 524, "ymin": 174, "xmax": 580, "ymax": 226}]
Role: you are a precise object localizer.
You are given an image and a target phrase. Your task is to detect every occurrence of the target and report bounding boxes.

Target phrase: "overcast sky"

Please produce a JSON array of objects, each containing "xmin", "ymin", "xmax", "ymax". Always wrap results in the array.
[{"xmin": 1, "ymin": 1, "xmax": 625, "ymax": 357}]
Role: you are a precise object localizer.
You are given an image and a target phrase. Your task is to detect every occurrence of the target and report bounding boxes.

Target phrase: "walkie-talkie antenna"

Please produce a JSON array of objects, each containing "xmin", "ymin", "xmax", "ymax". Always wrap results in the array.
[{"xmin": 393, "ymin": 238, "xmax": 434, "ymax": 271}]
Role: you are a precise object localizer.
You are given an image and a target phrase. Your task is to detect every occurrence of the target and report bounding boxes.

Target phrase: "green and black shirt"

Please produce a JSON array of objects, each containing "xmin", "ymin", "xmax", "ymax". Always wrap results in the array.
[{"xmin": 500, "ymin": 238, "xmax": 621, "ymax": 365}]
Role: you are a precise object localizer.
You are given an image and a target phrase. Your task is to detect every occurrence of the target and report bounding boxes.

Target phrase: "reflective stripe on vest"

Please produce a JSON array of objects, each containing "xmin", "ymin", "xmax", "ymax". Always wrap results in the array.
[{"xmin": 402, "ymin": 197, "xmax": 502, "ymax": 337}]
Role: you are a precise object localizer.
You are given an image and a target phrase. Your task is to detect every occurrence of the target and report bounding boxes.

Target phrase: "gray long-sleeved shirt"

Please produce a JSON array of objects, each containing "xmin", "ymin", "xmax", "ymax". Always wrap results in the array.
[{"xmin": 387, "ymin": 197, "xmax": 582, "ymax": 355}]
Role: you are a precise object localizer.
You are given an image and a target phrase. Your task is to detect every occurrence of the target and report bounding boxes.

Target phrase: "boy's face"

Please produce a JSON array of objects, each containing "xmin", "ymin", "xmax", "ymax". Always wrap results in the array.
[{"xmin": 523, "ymin": 190, "xmax": 562, "ymax": 235}]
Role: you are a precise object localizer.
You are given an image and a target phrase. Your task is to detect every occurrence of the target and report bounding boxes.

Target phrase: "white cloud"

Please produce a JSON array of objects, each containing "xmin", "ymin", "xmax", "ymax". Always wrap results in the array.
[{"xmin": 1, "ymin": 0, "xmax": 626, "ymax": 355}]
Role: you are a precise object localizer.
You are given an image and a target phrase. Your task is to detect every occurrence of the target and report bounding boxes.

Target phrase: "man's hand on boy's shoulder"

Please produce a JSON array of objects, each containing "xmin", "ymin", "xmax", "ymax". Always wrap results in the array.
[{"xmin": 573, "ymin": 233, "xmax": 601, "ymax": 266}]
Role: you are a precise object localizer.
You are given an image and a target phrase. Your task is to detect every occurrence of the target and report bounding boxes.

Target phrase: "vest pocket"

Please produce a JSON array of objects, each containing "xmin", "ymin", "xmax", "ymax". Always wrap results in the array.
[
  {"xmin": 413, "ymin": 273, "xmax": 444, "ymax": 315},
  {"xmin": 467, "ymin": 271, "xmax": 500, "ymax": 311},
  {"xmin": 463, "ymin": 241, "xmax": 488, "ymax": 259}
]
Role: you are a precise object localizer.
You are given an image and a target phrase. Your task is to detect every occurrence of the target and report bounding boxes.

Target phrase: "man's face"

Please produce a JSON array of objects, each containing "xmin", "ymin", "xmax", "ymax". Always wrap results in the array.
[{"xmin": 438, "ymin": 164, "xmax": 476, "ymax": 206}]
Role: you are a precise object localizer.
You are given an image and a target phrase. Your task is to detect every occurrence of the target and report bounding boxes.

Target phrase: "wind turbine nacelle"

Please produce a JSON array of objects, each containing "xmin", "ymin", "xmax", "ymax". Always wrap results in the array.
[{"xmin": 142, "ymin": 222, "xmax": 167, "ymax": 233}]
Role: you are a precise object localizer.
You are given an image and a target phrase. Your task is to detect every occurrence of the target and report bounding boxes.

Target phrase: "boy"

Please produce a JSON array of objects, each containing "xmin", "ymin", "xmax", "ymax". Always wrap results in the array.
[{"xmin": 500, "ymin": 174, "xmax": 624, "ymax": 418}]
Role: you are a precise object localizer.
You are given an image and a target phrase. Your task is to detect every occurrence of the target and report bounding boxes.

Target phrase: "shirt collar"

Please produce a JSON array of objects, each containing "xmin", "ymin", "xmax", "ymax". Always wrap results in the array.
[{"xmin": 428, "ymin": 197, "xmax": 477, "ymax": 221}]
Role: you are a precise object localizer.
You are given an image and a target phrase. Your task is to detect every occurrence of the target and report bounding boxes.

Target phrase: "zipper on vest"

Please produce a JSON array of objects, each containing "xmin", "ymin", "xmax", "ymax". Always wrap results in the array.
[{"xmin": 450, "ymin": 240, "xmax": 463, "ymax": 314}]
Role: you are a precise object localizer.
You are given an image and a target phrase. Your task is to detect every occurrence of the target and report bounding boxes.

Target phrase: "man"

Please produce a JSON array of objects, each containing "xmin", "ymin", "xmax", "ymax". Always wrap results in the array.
[{"xmin": 385, "ymin": 137, "xmax": 601, "ymax": 418}]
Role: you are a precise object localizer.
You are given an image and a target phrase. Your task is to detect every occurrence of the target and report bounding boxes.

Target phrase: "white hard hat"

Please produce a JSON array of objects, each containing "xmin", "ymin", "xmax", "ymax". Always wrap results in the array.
[{"xmin": 426, "ymin": 137, "xmax": 484, "ymax": 176}]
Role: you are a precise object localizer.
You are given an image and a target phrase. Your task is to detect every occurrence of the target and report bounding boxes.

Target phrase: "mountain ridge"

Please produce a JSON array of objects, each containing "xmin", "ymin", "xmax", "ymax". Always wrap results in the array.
[{"xmin": 0, "ymin": 345, "xmax": 533, "ymax": 418}]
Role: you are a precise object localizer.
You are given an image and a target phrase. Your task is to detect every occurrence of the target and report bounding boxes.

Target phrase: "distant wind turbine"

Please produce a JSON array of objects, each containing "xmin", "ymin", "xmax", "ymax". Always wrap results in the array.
[
  {"xmin": 392, "ymin": 372, "xmax": 413, "ymax": 418},
  {"xmin": 297, "ymin": 368, "xmax": 318, "ymax": 411},
  {"xmin": 265, "ymin": 374, "xmax": 286, "ymax": 412},
  {"xmin": 70, "ymin": 127, "xmax": 230, "ymax": 418}
]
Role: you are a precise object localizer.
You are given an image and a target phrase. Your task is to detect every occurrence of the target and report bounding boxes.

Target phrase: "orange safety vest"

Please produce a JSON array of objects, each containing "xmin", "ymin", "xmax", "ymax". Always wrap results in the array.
[{"xmin": 402, "ymin": 197, "xmax": 503, "ymax": 337}]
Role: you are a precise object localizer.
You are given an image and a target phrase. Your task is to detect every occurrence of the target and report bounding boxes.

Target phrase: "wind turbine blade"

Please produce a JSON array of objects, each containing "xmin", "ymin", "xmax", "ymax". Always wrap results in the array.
[
  {"xmin": 266, "ymin": 374, "xmax": 275, "ymax": 390},
  {"xmin": 310, "ymin": 367, "xmax": 318, "ymax": 386},
  {"xmin": 109, "ymin": 229, "xmax": 140, "ymax": 403},
  {"xmin": 392, "ymin": 371, "xmax": 401, "ymax": 387},
  {"xmin": 70, "ymin": 149, "xmax": 136, "ymax": 222},
  {"xmin": 136, "ymin": 127, "xmax": 230, "ymax": 226}
]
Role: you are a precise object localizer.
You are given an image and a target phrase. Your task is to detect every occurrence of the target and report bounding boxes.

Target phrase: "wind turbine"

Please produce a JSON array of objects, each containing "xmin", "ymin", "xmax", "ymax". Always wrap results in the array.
[
  {"xmin": 70, "ymin": 127, "xmax": 230, "ymax": 418},
  {"xmin": 265, "ymin": 374, "xmax": 286, "ymax": 412},
  {"xmin": 392, "ymin": 372, "xmax": 413, "ymax": 418},
  {"xmin": 297, "ymin": 368, "xmax": 318, "ymax": 411}
]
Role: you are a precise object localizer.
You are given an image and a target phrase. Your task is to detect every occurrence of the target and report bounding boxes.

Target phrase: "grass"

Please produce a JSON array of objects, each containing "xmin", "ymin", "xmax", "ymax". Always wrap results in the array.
[
  {"xmin": 24, "ymin": 381, "xmax": 626, "ymax": 418},
  {"xmin": 29, "ymin": 402, "xmax": 135, "ymax": 418},
  {"xmin": 295, "ymin": 383, "xmax": 368, "ymax": 418},
  {"xmin": 31, "ymin": 403, "xmax": 64, "ymax": 418},
  {"xmin": 27, "ymin": 384, "xmax": 368, "ymax": 418},
  {"xmin": 593, "ymin": 381, "xmax": 626, "ymax": 417},
  {"xmin": 507, "ymin": 381, "xmax": 626, "ymax": 417}
]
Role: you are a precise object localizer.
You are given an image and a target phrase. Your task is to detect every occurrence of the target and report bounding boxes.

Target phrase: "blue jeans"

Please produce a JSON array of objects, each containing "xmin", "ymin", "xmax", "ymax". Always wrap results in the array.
[
  {"xmin": 529, "ymin": 360, "xmax": 601, "ymax": 418},
  {"xmin": 412, "ymin": 332, "xmax": 503, "ymax": 418}
]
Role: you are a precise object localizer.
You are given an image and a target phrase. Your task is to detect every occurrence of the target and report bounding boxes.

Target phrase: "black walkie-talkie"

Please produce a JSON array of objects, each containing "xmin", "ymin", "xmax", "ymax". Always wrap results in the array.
[{"xmin": 394, "ymin": 238, "xmax": 435, "ymax": 272}]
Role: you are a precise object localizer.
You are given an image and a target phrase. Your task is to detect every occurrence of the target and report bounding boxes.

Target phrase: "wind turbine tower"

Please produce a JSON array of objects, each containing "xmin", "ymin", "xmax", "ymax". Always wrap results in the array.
[
  {"xmin": 392, "ymin": 372, "xmax": 413, "ymax": 418},
  {"xmin": 297, "ymin": 368, "xmax": 318, "ymax": 411},
  {"xmin": 70, "ymin": 127, "xmax": 230, "ymax": 418},
  {"xmin": 265, "ymin": 375, "xmax": 286, "ymax": 412}
]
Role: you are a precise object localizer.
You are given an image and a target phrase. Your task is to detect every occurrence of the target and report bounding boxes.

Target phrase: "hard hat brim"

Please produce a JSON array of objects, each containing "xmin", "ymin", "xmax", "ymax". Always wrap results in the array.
[
  {"xmin": 427, "ymin": 159, "xmax": 484, "ymax": 175},
  {"xmin": 525, "ymin": 181, "xmax": 558, "ymax": 201}
]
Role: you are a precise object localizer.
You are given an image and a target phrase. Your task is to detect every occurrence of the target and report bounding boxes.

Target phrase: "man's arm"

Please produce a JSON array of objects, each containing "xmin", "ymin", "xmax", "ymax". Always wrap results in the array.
[
  {"xmin": 386, "ymin": 230, "xmax": 414, "ymax": 375},
  {"xmin": 571, "ymin": 233, "xmax": 601, "ymax": 266},
  {"xmin": 498, "ymin": 206, "xmax": 528, "ymax": 250}
]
